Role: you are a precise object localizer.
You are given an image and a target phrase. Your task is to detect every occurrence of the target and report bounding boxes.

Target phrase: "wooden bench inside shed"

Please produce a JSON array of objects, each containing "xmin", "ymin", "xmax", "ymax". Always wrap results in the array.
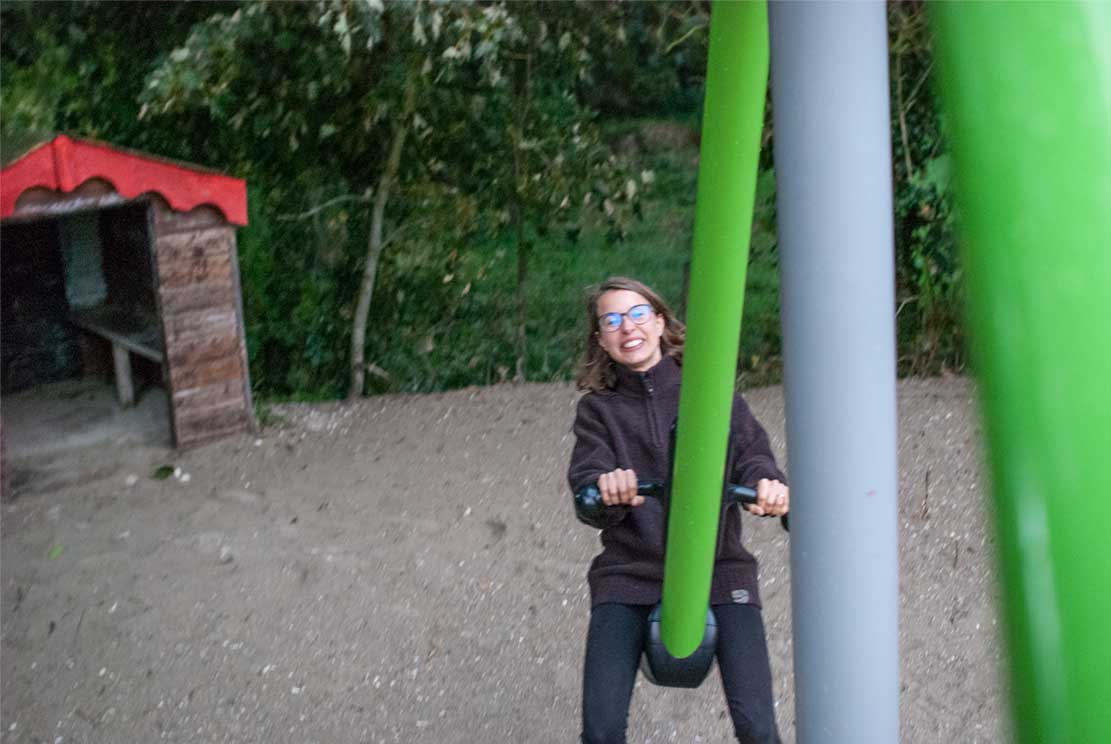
[{"xmin": 70, "ymin": 305, "xmax": 164, "ymax": 407}]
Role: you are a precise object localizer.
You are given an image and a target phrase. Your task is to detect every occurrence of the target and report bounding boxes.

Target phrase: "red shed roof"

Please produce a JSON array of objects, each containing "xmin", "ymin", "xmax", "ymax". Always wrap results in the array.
[{"xmin": 1, "ymin": 135, "xmax": 247, "ymax": 226}]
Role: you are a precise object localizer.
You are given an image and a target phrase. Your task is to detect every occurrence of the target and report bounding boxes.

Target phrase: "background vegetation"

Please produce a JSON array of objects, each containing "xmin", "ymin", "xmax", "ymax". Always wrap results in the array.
[{"xmin": 1, "ymin": 0, "xmax": 961, "ymax": 400}]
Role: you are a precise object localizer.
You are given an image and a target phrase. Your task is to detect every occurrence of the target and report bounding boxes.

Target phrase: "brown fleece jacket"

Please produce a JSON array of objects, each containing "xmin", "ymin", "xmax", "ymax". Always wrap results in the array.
[{"xmin": 567, "ymin": 355, "xmax": 786, "ymax": 608}]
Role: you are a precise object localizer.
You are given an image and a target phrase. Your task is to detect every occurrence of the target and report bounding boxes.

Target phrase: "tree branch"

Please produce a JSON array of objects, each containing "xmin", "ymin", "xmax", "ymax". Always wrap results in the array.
[
  {"xmin": 902, "ymin": 60, "xmax": 934, "ymax": 117},
  {"xmin": 664, "ymin": 23, "xmax": 706, "ymax": 56},
  {"xmin": 894, "ymin": 51, "xmax": 915, "ymax": 178},
  {"xmin": 277, "ymin": 192, "xmax": 373, "ymax": 222}
]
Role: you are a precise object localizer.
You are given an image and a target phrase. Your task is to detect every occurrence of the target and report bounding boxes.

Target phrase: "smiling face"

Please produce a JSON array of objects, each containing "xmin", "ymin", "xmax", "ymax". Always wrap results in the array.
[{"xmin": 595, "ymin": 289, "xmax": 665, "ymax": 372}]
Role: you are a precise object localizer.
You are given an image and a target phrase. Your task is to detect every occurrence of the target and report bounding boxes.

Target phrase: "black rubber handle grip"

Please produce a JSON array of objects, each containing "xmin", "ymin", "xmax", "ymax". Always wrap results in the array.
[{"xmin": 723, "ymin": 483, "xmax": 758, "ymax": 505}]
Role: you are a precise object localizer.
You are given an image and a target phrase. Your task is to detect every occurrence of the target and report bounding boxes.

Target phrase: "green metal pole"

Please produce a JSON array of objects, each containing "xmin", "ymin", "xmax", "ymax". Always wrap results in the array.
[
  {"xmin": 930, "ymin": 4, "xmax": 1111, "ymax": 742},
  {"xmin": 660, "ymin": 0, "xmax": 768, "ymax": 658}
]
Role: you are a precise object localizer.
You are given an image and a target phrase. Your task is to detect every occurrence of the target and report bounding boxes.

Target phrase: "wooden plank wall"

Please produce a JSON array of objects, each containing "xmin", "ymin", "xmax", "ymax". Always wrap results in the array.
[{"xmin": 152, "ymin": 202, "xmax": 255, "ymax": 447}]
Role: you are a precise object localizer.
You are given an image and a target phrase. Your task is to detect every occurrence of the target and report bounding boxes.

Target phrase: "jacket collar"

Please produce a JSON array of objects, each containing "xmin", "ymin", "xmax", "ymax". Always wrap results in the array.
[{"xmin": 612, "ymin": 354, "xmax": 681, "ymax": 397}]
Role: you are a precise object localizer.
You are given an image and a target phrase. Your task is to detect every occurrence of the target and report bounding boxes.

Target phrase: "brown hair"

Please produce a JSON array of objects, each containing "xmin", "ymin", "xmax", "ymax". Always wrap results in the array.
[{"xmin": 574, "ymin": 276, "xmax": 685, "ymax": 392}]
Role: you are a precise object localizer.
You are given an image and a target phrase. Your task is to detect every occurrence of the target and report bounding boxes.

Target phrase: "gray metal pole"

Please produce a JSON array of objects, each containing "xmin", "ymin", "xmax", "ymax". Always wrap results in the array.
[{"xmin": 768, "ymin": 2, "xmax": 899, "ymax": 742}]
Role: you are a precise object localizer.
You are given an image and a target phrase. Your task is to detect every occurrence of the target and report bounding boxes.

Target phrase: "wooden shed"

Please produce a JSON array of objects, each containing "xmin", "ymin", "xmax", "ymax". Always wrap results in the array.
[{"xmin": 1, "ymin": 135, "xmax": 255, "ymax": 448}]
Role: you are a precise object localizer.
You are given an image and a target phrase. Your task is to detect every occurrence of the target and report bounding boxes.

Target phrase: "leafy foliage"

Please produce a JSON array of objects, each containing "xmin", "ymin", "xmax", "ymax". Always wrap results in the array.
[
  {"xmin": 890, "ymin": 1, "xmax": 964, "ymax": 375},
  {"xmin": 0, "ymin": 1, "xmax": 218, "ymax": 155},
  {"xmin": 1, "ymin": 0, "xmax": 966, "ymax": 401}
]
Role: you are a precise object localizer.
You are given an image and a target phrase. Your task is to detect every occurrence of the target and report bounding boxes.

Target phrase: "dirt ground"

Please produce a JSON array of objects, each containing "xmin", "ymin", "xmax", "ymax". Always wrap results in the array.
[{"xmin": 1, "ymin": 377, "xmax": 1006, "ymax": 743}]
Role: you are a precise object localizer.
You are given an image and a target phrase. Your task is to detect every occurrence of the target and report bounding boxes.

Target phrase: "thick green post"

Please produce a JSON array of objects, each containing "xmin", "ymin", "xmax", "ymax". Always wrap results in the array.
[
  {"xmin": 660, "ymin": 0, "xmax": 768, "ymax": 658},
  {"xmin": 930, "ymin": 4, "xmax": 1111, "ymax": 742}
]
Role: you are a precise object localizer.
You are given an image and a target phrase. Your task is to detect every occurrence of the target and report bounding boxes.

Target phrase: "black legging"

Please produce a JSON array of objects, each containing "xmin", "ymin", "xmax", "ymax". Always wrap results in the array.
[{"xmin": 581, "ymin": 602, "xmax": 781, "ymax": 744}]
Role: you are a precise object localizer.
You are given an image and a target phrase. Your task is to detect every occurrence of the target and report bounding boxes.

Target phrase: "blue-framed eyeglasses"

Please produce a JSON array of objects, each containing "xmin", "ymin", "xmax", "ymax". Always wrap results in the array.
[{"xmin": 598, "ymin": 303, "xmax": 654, "ymax": 333}]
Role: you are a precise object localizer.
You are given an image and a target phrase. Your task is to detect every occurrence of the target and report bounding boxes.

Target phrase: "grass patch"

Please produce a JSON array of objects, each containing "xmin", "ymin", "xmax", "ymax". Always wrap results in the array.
[{"xmin": 357, "ymin": 139, "xmax": 783, "ymax": 393}]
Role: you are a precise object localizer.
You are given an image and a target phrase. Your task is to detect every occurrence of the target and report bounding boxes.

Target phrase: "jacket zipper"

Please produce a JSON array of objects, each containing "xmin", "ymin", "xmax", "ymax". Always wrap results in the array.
[{"xmin": 641, "ymin": 372, "xmax": 662, "ymax": 452}]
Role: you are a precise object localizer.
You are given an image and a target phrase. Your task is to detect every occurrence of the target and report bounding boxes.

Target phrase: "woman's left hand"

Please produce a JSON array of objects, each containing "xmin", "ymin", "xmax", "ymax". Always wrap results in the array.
[{"xmin": 745, "ymin": 478, "xmax": 789, "ymax": 517}]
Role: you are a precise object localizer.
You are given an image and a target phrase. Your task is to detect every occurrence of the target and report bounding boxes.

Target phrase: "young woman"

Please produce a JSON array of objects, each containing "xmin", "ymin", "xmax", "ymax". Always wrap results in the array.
[{"xmin": 567, "ymin": 276, "xmax": 789, "ymax": 744}]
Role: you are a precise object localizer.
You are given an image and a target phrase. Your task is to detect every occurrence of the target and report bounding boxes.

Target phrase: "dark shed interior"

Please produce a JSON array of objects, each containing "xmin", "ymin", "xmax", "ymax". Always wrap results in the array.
[{"xmin": 2, "ymin": 202, "xmax": 162, "ymax": 397}]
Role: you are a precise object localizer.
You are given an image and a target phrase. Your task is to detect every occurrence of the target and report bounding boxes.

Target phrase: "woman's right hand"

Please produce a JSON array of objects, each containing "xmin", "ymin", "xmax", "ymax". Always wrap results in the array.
[{"xmin": 598, "ymin": 468, "xmax": 645, "ymax": 507}]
